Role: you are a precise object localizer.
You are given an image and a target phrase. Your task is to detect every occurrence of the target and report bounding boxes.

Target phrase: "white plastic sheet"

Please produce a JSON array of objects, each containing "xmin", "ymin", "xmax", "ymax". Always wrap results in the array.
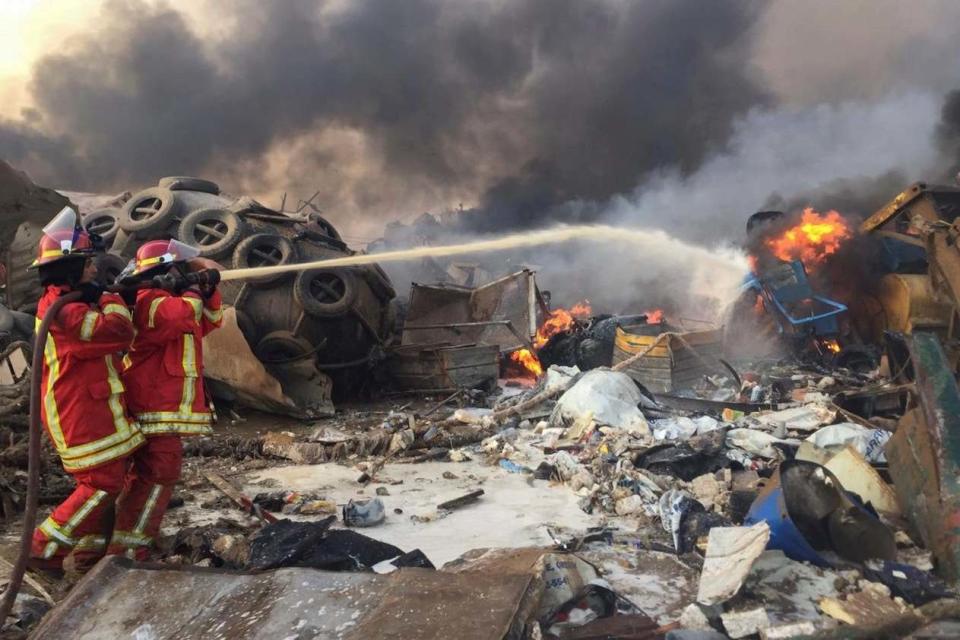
[
  {"xmin": 697, "ymin": 522, "xmax": 771, "ymax": 605},
  {"xmin": 552, "ymin": 369, "xmax": 649, "ymax": 434},
  {"xmin": 651, "ymin": 415, "xmax": 722, "ymax": 441},
  {"xmin": 806, "ymin": 423, "xmax": 891, "ymax": 463},
  {"xmin": 754, "ymin": 404, "xmax": 835, "ymax": 432},
  {"xmin": 725, "ymin": 429, "xmax": 795, "ymax": 459}
]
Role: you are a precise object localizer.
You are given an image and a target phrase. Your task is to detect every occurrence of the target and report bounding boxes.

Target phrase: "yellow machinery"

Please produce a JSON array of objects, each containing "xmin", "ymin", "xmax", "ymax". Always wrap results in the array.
[{"xmin": 859, "ymin": 182, "xmax": 960, "ymax": 355}]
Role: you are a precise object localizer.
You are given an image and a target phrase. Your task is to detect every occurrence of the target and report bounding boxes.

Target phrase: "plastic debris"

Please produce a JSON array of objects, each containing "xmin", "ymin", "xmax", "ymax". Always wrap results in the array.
[
  {"xmin": 725, "ymin": 429, "xmax": 794, "ymax": 459},
  {"xmin": 745, "ymin": 460, "xmax": 896, "ymax": 565},
  {"xmin": 721, "ymin": 606, "xmax": 771, "ymax": 639},
  {"xmin": 552, "ymin": 369, "xmax": 650, "ymax": 434},
  {"xmin": 697, "ymin": 522, "xmax": 771, "ymax": 605},
  {"xmin": 342, "ymin": 498, "xmax": 386, "ymax": 527},
  {"xmin": 753, "ymin": 404, "xmax": 836, "ymax": 432},
  {"xmin": 806, "ymin": 422, "xmax": 892, "ymax": 463}
]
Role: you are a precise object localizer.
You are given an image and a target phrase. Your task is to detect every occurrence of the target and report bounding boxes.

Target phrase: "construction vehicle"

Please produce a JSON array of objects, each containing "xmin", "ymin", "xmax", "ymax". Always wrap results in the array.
[{"xmin": 858, "ymin": 182, "xmax": 960, "ymax": 364}]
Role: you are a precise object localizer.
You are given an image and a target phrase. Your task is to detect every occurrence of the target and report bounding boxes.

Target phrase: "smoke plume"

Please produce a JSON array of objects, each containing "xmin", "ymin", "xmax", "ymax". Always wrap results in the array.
[
  {"xmin": 4, "ymin": 0, "xmax": 960, "ymax": 314},
  {"xmin": 1, "ymin": 0, "xmax": 765, "ymax": 229}
]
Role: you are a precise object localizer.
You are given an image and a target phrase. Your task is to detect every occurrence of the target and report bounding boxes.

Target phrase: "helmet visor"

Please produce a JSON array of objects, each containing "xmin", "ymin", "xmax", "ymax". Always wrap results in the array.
[
  {"xmin": 41, "ymin": 207, "xmax": 84, "ymax": 253},
  {"xmin": 133, "ymin": 239, "xmax": 201, "ymax": 275},
  {"xmin": 167, "ymin": 239, "xmax": 201, "ymax": 262},
  {"xmin": 117, "ymin": 259, "xmax": 137, "ymax": 282}
]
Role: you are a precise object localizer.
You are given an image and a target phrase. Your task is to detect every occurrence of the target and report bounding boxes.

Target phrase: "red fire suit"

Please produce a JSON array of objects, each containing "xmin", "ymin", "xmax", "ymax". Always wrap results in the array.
[
  {"xmin": 109, "ymin": 287, "xmax": 222, "ymax": 558},
  {"xmin": 30, "ymin": 286, "xmax": 144, "ymax": 565}
]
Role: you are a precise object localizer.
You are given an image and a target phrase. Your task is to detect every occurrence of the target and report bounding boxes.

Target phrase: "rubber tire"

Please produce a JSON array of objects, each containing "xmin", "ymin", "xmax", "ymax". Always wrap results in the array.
[
  {"xmin": 577, "ymin": 337, "xmax": 613, "ymax": 371},
  {"xmin": 231, "ymin": 233, "xmax": 297, "ymax": 286},
  {"xmin": 177, "ymin": 208, "xmax": 245, "ymax": 259},
  {"xmin": 158, "ymin": 176, "xmax": 220, "ymax": 195},
  {"xmin": 120, "ymin": 187, "xmax": 182, "ymax": 235},
  {"xmin": 95, "ymin": 252, "xmax": 129, "ymax": 286},
  {"xmin": 363, "ymin": 264, "xmax": 396, "ymax": 302},
  {"xmin": 293, "ymin": 268, "xmax": 358, "ymax": 318},
  {"xmin": 235, "ymin": 309, "xmax": 259, "ymax": 347},
  {"xmin": 254, "ymin": 331, "xmax": 315, "ymax": 364},
  {"xmin": 83, "ymin": 209, "xmax": 120, "ymax": 242},
  {"xmin": 303, "ymin": 215, "xmax": 342, "ymax": 242}
]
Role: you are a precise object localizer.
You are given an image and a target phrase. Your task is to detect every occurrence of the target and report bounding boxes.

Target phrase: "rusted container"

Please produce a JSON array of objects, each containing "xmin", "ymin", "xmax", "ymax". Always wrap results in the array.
[
  {"xmin": 388, "ymin": 344, "xmax": 500, "ymax": 391},
  {"xmin": 885, "ymin": 331, "xmax": 960, "ymax": 581},
  {"xmin": 612, "ymin": 325, "xmax": 723, "ymax": 393}
]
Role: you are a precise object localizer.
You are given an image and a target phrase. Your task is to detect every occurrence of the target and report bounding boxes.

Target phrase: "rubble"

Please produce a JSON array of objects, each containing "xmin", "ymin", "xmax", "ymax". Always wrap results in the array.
[
  {"xmin": 5, "ymin": 169, "xmax": 960, "ymax": 637},
  {"xmin": 696, "ymin": 523, "xmax": 770, "ymax": 606}
]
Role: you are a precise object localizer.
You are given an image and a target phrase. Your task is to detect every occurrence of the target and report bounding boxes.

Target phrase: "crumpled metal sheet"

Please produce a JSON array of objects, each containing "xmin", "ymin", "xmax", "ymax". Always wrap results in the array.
[
  {"xmin": 886, "ymin": 331, "xmax": 960, "ymax": 581},
  {"xmin": 31, "ymin": 557, "xmax": 535, "ymax": 640},
  {"xmin": 401, "ymin": 270, "xmax": 536, "ymax": 353},
  {"xmin": 203, "ymin": 307, "xmax": 320, "ymax": 417}
]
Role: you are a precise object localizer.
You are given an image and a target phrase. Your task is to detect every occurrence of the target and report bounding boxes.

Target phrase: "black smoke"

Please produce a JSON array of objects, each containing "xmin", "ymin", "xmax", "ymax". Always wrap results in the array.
[
  {"xmin": 937, "ymin": 89, "xmax": 960, "ymax": 181},
  {"xmin": 0, "ymin": 0, "xmax": 768, "ymax": 230}
]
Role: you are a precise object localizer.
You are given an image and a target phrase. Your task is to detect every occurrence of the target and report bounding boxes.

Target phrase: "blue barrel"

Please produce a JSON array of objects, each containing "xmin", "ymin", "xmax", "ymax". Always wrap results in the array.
[{"xmin": 744, "ymin": 485, "xmax": 828, "ymax": 566}]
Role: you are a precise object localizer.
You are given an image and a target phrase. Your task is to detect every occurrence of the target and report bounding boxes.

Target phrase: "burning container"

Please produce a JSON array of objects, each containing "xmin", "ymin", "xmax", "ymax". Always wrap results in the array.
[
  {"xmin": 744, "ymin": 260, "xmax": 847, "ymax": 344},
  {"xmin": 612, "ymin": 324, "xmax": 723, "ymax": 393}
]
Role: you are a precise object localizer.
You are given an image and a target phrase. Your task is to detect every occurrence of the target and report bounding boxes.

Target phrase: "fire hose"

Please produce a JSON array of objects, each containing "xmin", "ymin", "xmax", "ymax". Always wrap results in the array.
[
  {"xmin": 0, "ymin": 269, "xmax": 217, "ymax": 625},
  {"xmin": 0, "ymin": 290, "xmax": 81, "ymax": 625}
]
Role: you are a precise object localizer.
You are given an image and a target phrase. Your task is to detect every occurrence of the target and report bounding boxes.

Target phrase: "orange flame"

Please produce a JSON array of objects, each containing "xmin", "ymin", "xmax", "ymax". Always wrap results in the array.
[
  {"xmin": 534, "ymin": 301, "xmax": 592, "ymax": 349},
  {"xmin": 509, "ymin": 349, "xmax": 543, "ymax": 377},
  {"xmin": 509, "ymin": 301, "xmax": 593, "ymax": 377},
  {"xmin": 766, "ymin": 208, "xmax": 851, "ymax": 265},
  {"xmin": 820, "ymin": 338, "xmax": 841, "ymax": 354},
  {"xmin": 643, "ymin": 309, "xmax": 664, "ymax": 324}
]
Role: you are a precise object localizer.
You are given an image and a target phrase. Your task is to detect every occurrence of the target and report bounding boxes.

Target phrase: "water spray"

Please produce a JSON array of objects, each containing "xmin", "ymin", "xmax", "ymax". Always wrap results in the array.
[{"xmin": 221, "ymin": 224, "xmax": 749, "ymax": 283}]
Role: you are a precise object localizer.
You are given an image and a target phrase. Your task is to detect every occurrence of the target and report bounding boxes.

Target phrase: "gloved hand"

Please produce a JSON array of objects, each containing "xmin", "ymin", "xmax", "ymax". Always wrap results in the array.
[
  {"xmin": 194, "ymin": 269, "xmax": 220, "ymax": 298},
  {"xmin": 152, "ymin": 272, "xmax": 187, "ymax": 295},
  {"xmin": 194, "ymin": 269, "xmax": 221, "ymax": 287},
  {"xmin": 77, "ymin": 282, "xmax": 104, "ymax": 304},
  {"xmin": 120, "ymin": 287, "xmax": 138, "ymax": 307}
]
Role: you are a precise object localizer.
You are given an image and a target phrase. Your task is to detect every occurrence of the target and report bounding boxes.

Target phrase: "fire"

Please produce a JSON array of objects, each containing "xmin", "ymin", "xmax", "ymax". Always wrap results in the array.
[
  {"xmin": 766, "ymin": 208, "xmax": 851, "ymax": 265},
  {"xmin": 643, "ymin": 309, "xmax": 664, "ymax": 324},
  {"xmin": 533, "ymin": 301, "xmax": 592, "ymax": 349},
  {"xmin": 820, "ymin": 338, "xmax": 841, "ymax": 354},
  {"xmin": 509, "ymin": 349, "xmax": 543, "ymax": 377},
  {"xmin": 509, "ymin": 300, "xmax": 593, "ymax": 377}
]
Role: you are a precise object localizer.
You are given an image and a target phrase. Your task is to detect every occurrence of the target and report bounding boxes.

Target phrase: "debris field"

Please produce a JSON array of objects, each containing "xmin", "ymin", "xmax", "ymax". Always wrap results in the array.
[{"xmin": 1, "ymin": 164, "xmax": 960, "ymax": 639}]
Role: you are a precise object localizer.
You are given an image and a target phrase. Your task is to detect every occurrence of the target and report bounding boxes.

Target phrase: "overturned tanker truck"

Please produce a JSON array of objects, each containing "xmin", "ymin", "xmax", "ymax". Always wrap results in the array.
[{"xmin": 5, "ymin": 175, "xmax": 398, "ymax": 417}]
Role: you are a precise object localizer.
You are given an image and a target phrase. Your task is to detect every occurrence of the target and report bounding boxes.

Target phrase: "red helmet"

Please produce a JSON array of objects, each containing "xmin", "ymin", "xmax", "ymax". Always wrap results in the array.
[
  {"xmin": 130, "ymin": 239, "xmax": 200, "ymax": 276},
  {"xmin": 32, "ymin": 207, "xmax": 96, "ymax": 267}
]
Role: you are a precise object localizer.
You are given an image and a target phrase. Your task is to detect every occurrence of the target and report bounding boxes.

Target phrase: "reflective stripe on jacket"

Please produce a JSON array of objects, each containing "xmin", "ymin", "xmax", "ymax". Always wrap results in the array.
[
  {"xmin": 37, "ymin": 286, "xmax": 144, "ymax": 472},
  {"xmin": 122, "ymin": 288, "xmax": 223, "ymax": 437}
]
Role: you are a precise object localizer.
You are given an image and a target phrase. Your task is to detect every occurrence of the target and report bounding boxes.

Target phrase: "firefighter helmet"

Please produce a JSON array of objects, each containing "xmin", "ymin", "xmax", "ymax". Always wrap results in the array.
[
  {"xmin": 130, "ymin": 239, "xmax": 200, "ymax": 277},
  {"xmin": 31, "ymin": 207, "xmax": 96, "ymax": 268}
]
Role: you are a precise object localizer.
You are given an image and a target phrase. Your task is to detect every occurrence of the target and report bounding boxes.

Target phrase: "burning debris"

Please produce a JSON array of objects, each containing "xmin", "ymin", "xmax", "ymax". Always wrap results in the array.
[
  {"xmin": 508, "ymin": 301, "xmax": 592, "ymax": 378},
  {"xmin": 764, "ymin": 208, "xmax": 852, "ymax": 265}
]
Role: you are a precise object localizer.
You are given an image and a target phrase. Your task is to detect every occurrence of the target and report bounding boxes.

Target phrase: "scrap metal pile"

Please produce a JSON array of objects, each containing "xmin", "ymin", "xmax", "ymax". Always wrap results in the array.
[
  {"xmin": 4, "ymin": 167, "xmax": 960, "ymax": 638},
  {"xmin": 216, "ymin": 183, "xmax": 960, "ymax": 638}
]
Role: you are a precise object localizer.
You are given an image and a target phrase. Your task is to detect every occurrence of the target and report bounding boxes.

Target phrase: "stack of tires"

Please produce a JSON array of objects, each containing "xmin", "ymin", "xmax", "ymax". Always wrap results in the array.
[{"xmin": 91, "ymin": 176, "xmax": 397, "ymax": 401}]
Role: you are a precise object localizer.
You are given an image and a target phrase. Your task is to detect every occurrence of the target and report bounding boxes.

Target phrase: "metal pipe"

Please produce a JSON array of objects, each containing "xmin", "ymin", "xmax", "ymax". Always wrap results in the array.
[{"xmin": 0, "ymin": 290, "xmax": 82, "ymax": 623}]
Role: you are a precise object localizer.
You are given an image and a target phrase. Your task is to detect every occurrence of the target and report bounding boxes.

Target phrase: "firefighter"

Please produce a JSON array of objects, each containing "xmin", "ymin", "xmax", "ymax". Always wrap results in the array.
[
  {"xmin": 29, "ymin": 207, "xmax": 145, "ymax": 570},
  {"xmin": 108, "ymin": 239, "xmax": 222, "ymax": 559}
]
